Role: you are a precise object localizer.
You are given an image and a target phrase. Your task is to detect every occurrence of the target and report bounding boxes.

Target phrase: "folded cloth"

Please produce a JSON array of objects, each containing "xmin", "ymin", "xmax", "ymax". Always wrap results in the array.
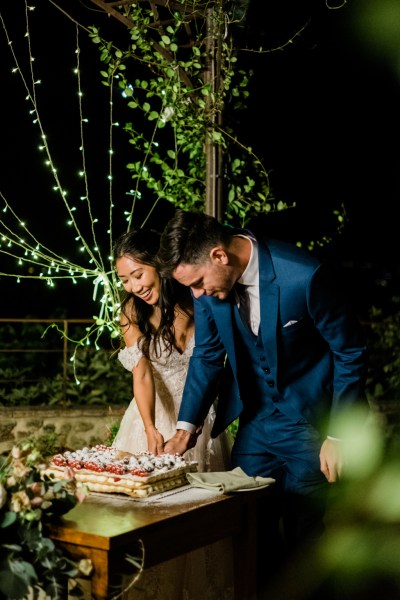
[{"xmin": 186, "ymin": 467, "xmax": 275, "ymax": 494}]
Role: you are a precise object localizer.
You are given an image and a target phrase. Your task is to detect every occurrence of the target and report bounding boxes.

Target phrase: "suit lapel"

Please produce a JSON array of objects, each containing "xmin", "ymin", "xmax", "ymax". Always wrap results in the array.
[
  {"xmin": 258, "ymin": 240, "xmax": 279, "ymax": 375},
  {"xmin": 210, "ymin": 296, "xmax": 238, "ymax": 374},
  {"xmin": 206, "ymin": 235, "xmax": 279, "ymax": 379}
]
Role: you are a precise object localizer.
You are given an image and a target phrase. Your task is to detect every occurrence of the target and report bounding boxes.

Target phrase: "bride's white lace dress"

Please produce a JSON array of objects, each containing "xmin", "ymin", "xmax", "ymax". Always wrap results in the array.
[{"xmin": 113, "ymin": 335, "xmax": 235, "ymax": 600}]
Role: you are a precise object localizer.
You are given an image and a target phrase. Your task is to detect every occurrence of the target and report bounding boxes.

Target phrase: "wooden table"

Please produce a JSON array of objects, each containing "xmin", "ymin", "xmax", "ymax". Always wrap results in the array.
[{"xmin": 48, "ymin": 485, "xmax": 271, "ymax": 600}]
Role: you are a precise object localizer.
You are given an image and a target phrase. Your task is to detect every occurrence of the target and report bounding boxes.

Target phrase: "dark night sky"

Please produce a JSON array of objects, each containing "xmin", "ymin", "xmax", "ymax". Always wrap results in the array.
[{"xmin": 1, "ymin": 0, "xmax": 399, "ymax": 319}]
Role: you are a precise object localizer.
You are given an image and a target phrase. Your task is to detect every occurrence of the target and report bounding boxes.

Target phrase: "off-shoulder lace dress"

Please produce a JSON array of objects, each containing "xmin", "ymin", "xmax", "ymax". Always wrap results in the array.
[
  {"xmin": 113, "ymin": 335, "xmax": 234, "ymax": 600},
  {"xmin": 113, "ymin": 335, "xmax": 232, "ymax": 472}
]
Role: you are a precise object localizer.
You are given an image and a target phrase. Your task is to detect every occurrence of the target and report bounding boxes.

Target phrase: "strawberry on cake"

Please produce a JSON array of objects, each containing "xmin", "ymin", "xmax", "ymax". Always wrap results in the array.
[{"xmin": 43, "ymin": 445, "xmax": 198, "ymax": 498}]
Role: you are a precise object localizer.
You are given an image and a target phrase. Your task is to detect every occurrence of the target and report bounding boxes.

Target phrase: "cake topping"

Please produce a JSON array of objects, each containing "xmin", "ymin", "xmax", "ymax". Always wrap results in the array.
[
  {"xmin": 50, "ymin": 445, "xmax": 188, "ymax": 477},
  {"xmin": 44, "ymin": 445, "xmax": 198, "ymax": 498}
]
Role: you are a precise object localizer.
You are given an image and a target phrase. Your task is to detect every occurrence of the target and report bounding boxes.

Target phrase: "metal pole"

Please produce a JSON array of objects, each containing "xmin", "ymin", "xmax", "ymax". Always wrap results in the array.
[{"xmin": 204, "ymin": 5, "xmax": 224, "ymax": 221}]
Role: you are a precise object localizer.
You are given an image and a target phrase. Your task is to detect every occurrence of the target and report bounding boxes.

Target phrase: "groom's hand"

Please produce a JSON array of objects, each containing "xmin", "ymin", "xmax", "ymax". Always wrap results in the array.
[{"xmin": 162, "ymin": 429, "xmax": 197, "ymax": 456}]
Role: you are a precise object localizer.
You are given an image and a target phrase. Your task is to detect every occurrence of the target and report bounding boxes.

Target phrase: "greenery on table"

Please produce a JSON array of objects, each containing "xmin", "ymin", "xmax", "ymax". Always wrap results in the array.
[
  {"xmin": 0, "ymin": 439, "xmax": 86, "ymax": 600},
  {"xmin": 0, "ymin": 435, "xmax": 145, "ymax": 599}
]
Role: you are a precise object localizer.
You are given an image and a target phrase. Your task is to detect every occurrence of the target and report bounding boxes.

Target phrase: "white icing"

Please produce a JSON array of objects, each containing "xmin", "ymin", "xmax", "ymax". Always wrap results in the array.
[{"xmin": 50, "ymin": 445, "xmax": 196, "ymax": 484}]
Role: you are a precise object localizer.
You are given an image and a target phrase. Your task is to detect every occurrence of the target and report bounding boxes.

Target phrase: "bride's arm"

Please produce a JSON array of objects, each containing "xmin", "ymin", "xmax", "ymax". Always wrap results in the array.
[
  {"xmin": 132, "ymin": 356, "xmax": 165, "ymax": 455},
  {"xmin": 121, "ymin": 312, "xmax": 164, "ymax": 455}
]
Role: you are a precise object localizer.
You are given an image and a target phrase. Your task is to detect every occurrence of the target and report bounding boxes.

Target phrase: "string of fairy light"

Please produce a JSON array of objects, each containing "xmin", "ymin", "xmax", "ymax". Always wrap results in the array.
[{"xmin": 0, "ymin": 2, "xmax": 132, "ymax": 355}]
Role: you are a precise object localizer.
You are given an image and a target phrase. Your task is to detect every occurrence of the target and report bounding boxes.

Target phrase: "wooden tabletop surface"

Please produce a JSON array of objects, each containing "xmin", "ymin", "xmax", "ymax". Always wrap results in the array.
[
  {"xmin": 47, "ymin": 485, "xmax": 270, "ymax": 599},
  {"xmin": 48, "ymin": 486, "xmax": 246, "ymax": 551}
]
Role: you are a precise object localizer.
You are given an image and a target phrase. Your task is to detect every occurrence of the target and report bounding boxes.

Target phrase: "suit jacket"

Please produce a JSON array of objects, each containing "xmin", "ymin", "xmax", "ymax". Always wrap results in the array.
[{"xmin": 178, "ymin": 232, "xmax": 369, "ymax": 439}]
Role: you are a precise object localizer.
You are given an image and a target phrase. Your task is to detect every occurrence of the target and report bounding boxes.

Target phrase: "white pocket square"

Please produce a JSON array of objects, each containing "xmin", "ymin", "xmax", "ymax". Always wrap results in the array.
[{"xmin": 283, "ymin": 320, "xmax": 298, "ymax": 328}]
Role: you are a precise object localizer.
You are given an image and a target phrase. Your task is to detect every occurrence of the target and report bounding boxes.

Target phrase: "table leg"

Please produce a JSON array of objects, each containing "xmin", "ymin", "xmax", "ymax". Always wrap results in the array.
[
  {"xmin": 58, "ymin": 542, "xmax": 117, "ymax": 599},
  {"xmin": 232, "ymin": 495, "xmax": 258, "ymax": 600}
]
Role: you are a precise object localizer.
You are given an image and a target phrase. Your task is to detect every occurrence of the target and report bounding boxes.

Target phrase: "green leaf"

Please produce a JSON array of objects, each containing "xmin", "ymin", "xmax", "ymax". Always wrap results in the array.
[
  {"xmin": 1, "ymin": 511, "xmax": 17, "ymax": 528},
  {"xmin": 232, "ymin": 158, "xmax": 241, "ymax": 171},
  {"xmin": 0, "ymin": 569, "xmax": 30, "ymax": 598},
  {"xmin": 211, "ymin": 131, "xmax": 222, "ymax": 142}
]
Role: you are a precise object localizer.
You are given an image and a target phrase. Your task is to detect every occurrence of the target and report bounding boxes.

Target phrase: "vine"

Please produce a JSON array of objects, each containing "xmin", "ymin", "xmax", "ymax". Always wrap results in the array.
[
  {"xmin": 87, "ymin": 0, "xmax": 285, "ymax": 225},
  {"xmin": 0, "ymin": 1, "xmax": 344, "ymax": 375}
]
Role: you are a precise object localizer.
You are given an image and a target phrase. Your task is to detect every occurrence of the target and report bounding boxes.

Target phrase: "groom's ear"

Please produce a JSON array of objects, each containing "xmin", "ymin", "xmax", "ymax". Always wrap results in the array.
[{"xmin": 210, "ymin": 246, "xmax": 228, "ymax": 265}]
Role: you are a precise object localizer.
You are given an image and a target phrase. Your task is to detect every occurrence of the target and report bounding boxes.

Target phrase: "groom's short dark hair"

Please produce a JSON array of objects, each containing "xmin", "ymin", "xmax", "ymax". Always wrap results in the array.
[{"xmin": 157, "ymin": 209, "xmax": 231, "ymax": 277}]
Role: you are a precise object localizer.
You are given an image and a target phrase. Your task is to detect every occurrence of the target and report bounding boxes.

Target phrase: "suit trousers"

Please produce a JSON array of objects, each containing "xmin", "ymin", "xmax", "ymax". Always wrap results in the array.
[{"xmin": 231, "ymin": 408, "xmax": 330, "ymax": 597}]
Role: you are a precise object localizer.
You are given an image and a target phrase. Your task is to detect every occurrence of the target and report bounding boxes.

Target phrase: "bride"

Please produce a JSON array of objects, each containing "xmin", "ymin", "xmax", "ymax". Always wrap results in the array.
[{"xmin": 111, "ymin": 228, "xmax": 234, "ymax": 599}]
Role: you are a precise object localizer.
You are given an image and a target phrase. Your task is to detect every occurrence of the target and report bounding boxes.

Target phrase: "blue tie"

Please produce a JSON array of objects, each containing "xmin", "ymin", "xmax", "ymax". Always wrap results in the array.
[{"xmin": 236, "ymin": 283, "xmax": 250, "ymax": 327}]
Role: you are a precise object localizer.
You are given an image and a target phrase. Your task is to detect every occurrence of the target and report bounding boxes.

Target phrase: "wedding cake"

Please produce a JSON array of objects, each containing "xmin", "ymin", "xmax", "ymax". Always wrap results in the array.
[{"xmin": 43, "ymin": 445, "xmax": 198, "ymax": 498}]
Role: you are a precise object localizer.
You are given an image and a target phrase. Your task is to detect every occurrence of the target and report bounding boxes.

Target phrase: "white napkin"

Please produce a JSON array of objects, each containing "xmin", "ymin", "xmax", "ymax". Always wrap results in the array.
[{"xmin": 186, "ymin": 467, "xmax": 275, "ymax": 494}]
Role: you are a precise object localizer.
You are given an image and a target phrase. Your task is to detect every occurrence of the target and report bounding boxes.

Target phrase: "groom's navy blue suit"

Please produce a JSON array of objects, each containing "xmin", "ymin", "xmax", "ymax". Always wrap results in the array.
[
  {"xmin": 176, "ymin": 231, "xmax": 368, "ymax": 587},
  {"xmin": 178, "ymin": 233, "xmax": 367, "ymax": 436}
]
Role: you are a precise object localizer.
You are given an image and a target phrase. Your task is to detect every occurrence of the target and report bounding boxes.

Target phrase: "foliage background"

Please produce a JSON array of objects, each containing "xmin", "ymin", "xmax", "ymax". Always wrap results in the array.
[
  {"xmin": 0, "ymin": 1, "xmax": 399, "ymax": 408},
  {"xmin": 0, "ymin": 0, "xmax": 399, "ymax": 322}
]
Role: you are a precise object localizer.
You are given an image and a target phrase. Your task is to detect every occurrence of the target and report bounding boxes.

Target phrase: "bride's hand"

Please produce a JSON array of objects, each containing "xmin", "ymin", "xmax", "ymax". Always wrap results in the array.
[{"xmin": 145, "ymin": 425, "xmax": 165, "ymax": 455}]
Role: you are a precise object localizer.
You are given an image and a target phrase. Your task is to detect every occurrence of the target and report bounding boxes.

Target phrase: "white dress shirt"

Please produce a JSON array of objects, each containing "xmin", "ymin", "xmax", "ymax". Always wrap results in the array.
[
  {"xmin": 236, "ymin": 234, "xmax": 260, "ymax": 335},
  {"xmin": 177, "ymin": 233, "xmax": 260, "ymax": 434}
]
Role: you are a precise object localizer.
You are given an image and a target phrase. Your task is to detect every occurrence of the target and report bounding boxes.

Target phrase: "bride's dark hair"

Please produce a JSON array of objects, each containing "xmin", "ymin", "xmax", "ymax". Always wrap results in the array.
[{"xmin": 112, "ymin": 228, "xmax": 193, "ymax": 359}]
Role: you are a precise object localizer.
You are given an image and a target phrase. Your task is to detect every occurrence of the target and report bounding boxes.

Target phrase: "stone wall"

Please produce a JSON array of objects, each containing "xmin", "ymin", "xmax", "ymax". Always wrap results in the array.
[
  {"xmin": 0, "ymin": 405, "xmax": 128, "ymax": 454},
  {"xmin": 2, "ymin": 402, "xmax": 398, "ymax": 456}
]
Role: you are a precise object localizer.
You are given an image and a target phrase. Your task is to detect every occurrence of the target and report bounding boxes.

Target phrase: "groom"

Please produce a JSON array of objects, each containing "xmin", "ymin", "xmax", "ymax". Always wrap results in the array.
[{"xmin": 157, "ymin": 209, "xmax": 368, "ymax": 593}]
